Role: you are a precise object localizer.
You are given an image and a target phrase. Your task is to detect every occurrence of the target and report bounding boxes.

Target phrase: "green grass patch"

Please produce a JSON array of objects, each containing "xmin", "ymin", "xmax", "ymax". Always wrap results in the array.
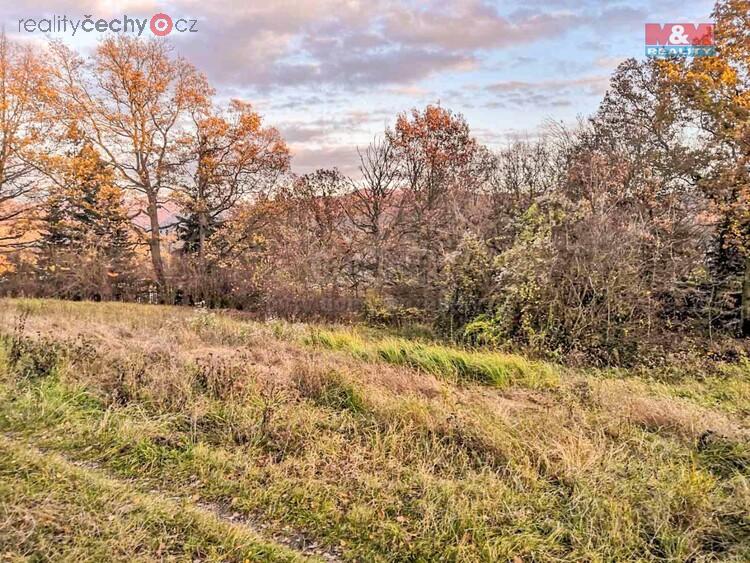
[{"xmin": 305, "ymin": 327, "xmax": 560, "ymax": 388}]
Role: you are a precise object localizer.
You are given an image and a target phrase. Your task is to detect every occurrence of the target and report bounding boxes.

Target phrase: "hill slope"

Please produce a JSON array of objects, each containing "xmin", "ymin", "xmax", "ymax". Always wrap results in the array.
[{"xmin": 0, "ymin": 299, "xmax": 748, "ymax": 561}]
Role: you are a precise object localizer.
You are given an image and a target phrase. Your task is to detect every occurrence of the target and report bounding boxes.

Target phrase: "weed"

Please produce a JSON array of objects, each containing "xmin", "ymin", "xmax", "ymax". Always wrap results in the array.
[
  {"xmin": 2, "ymin": 312, "xmax": 64, "ymax": 380},
  {"xmin": 193, "ymin": 353, "xmax": 251, "ymax": 401},
  {"xmin": 697, "ymin": 431, "xmax": 750, "ymax": 478}
]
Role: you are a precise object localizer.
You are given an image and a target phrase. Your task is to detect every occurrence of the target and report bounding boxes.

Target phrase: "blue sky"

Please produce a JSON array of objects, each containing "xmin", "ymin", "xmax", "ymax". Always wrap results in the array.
[{"xmin": 4, "ymin": 0, "xmax": 716, "ymax": 174}]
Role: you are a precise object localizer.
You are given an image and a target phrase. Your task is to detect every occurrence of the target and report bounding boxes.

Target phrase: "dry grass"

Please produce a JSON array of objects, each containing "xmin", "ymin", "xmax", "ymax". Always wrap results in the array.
[
  {"xmin": 0, "ymin": 298, "xmax": 749, "ymax": 561},
  {"xmin": 597, "ymin": 379, "xmax": 746, "ymax": 441}
]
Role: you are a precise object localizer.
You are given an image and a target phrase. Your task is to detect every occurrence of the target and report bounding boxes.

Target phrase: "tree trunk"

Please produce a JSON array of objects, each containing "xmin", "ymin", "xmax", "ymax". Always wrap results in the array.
[
  {"xmin": 197, "ymin": 209, "xmax": 209, "ymax": 304},
  {"xmin": 373, "ymin": 230, "xmax": 382, "ymax": 291},
  {"xmin": 146, "ymin": 194, "xmax": 167, "ymax": 300},
  {"xmin": 198, "ymin": 210, "xmax": 208, "ymax": 262},
  {"xmin": 743, "ymin": 255, "xmax": 750, "ymax": 337}
]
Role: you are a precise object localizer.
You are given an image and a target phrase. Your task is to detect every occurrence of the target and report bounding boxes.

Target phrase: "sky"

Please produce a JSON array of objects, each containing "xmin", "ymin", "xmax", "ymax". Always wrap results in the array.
[{"xmin": 3, "ymin": 0, "xmax": 716, "ymax": 176}]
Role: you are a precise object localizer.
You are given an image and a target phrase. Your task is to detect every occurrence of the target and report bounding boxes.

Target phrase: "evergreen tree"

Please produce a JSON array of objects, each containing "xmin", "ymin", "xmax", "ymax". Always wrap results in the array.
[{"xmin": 37, "ymin": 142, "xmax": 135, "ymax": 299}]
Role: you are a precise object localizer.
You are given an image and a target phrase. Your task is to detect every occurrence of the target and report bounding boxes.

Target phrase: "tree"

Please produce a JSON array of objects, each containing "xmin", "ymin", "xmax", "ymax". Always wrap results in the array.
[
  {"xmin": 345, "ymin": 136, "xmax": 403, "ymax": 289},
  {"xmin": 0, "ymin": 33, "xmax": 52, "ymax": 250},
  {"xmin": 662, "ymin": 0, "xmax": 750, "ymax": 333},
  {"xmin": 387, "ymin": 104, "xmax": 491, "ymax": 309},
  {"xmin": 280, "ymin": 169, "xmax": 350, "ymax": 292},
  {"xmin": 50, "ymin": 36, "xmax": 212, "ymax": 299},
  {"xmin": 485, "ymin": 136, "xmax": 561, "ymax": 251},
  {"xmin": 37, "ymin": 142, "xmax": 135, "ymax": 299},
  {"xmin": 174, "ymin": 99, "xmax": 289, "ymax": 260}
]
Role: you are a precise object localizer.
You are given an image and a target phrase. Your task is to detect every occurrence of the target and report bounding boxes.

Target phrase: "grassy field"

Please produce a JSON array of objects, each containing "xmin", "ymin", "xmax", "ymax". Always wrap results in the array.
[{"xmin": 0, "ymin": 299, "xmax": 748, "ymax": 561}]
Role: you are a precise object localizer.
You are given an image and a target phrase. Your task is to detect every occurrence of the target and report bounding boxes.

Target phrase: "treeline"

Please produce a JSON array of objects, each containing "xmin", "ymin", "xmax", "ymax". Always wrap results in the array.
[{"xmin": 0, "ymin": 0, "xmax": 748, "ymax": 364}]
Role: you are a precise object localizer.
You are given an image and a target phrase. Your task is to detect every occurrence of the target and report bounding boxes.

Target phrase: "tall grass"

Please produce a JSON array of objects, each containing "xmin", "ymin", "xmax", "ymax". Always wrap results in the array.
[{"xmin": 305, "ymin": 328, "xmax": 560, "ymax": 389}]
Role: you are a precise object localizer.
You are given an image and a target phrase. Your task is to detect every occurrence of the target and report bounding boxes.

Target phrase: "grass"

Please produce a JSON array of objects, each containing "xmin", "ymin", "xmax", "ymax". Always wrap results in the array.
[
  {"xmin": 305, "ymin": 327, "xmax": 560, "ymax": 389},
  {"xmin": 0, "ymin": 434, "xmax": 303, "ymax": 562},
  {"xmin": 0, "ymin": 298, "xmax": 749, "ymax": 561}
]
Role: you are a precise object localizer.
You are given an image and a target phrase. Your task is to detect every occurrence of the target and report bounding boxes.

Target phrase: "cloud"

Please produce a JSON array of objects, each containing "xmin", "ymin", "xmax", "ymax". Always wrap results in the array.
[
  {"xmin": 485, "ymin": 75, "xmax": 609, "ymax": 108},
  {"xmin": 4, "ymin": 0, "xmax": 662, "ymax": 95},
  {"xmin": 290, "ymin": 144, "xmax": 361, "ymax": 176},
  {"xmin": 386, "ymin": 85, "xmax": 430, "ymax": 97},
  {"xmin": 383, "ymin": 1, "xmax": 582, "ymax": 51},
  {"xmin": 279, "ymin": 111, "xmax": 384, "ymax": 144},
  {"xmin": 174, "ymin": 4, "xmax": 478, "ymax": 90},
  {"xmin": 166, "ymin": 0, "xmax": 653, "ymax": 94},
  {"xmin": 2, "ymin": 0, "xmax": 716, "ymax": 174},
  {"xmin": 594, "ymin": 56, "xmax": 626, "ymax": 70},
  {"xmin": 487, "ymin": 76, "xmax": 608, "ymax": 93},
  {"xmin": 279, "ymin": 124, "xmax": 330, "ymax": 143},
  {"xmin": 595, "ymin": 6, "xmax": 648, "ymax": 30},
  {"xmin": 272, "ymin": 48, "xmax": 476, "ymax": 88}
]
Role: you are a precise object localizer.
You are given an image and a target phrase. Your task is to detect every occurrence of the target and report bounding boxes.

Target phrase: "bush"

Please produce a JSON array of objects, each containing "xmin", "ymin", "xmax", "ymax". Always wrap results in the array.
[
  {"xmin": 461, "ymin": 198, "xmax": 704, "ymax": 365},
  {"xmin": 3, "ymin": 313, "xmax": 64, "ymax": 380},
  {"xmin": 362, "ymin": 293, "xmax": 423, "ymax": 327},
  {"xmin": 436, "ymin": 233, "xmax": 493, "ymax": 338}
]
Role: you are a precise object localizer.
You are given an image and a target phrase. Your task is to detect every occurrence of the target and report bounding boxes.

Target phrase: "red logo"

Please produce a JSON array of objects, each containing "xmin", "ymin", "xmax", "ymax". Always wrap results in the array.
[
  {"xmin": 645, "ymin": 23, "xmax": 714, "ymax": 46},
  {"xmin": 149, "ymin": 13, "xmax": 173, "ymax": 36}
]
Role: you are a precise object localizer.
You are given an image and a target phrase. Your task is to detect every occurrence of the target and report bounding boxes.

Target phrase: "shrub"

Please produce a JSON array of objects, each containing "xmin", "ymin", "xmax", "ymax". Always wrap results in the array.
[
  {"xmin": 467, "ymin": 199, "xmax": 702, "ymax": 365},
  {"xmin": 436, "ymin": 233, "xmax": 493, "ymax": 338},
  {"xmin": 3, "ymin": 312, "xmax": 64, "ymax": 380},
  {"xmin": 362, "ymin": 293, "xmax": 423, "ymax": 327}
]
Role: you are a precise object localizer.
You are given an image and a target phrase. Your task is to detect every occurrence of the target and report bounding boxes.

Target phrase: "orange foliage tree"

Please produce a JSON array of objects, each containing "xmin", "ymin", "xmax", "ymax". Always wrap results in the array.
[
  {"xmin": 0, "ymin": 32, "xmax": 53, "ymax": 250},
  {"xmin": 173, "ymin": 99, "xmax": 289, "ymax": 261},
  {"xmin": 49, "ymin": 36, "xmax": 212, "ymax": 297},
  {"xmin": 662, "ymin": 0, "xmax": 750, "ymax": 333},
  {"xmin": 387, "ymin": 104, "xmax": 492, "ymax": 307}
]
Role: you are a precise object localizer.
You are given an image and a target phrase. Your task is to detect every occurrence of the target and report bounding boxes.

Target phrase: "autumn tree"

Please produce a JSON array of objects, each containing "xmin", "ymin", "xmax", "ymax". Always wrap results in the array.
[
  {"xmin": 0, "ymin": 33, "xmax": 52, "ymax": 249},
  {"xmin": 174, "ymin": 100, "xmax": 289, "ymax": 260},
  {"xmin": 190, "ymin": 198, "xmax": 285, "ymax": 309},
  {"xmin": 279, "ymin": 169, "xmax": 351, "ymax": 292},
  {"xmin": 49, "ymin": 36, "xmax": 211, "ymax": 299},
  {"xmin": 659, "ymin": 0, "xmax": 750, "ymax": 333},
  {"xmin": 387, "ymin": 104, "xmax": 491, "ymax": 309}
]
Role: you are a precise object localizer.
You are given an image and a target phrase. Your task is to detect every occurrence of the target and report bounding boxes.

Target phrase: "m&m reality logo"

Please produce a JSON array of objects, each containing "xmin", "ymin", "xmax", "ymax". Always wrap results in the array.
[{"xmin": 645, "ymin": 23, "xmax": 715, "ymax": 58}]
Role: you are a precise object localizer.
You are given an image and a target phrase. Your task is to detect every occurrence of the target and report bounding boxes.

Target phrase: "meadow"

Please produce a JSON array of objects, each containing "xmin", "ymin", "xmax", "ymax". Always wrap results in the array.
[{"xmin": 0, "ymin": 298, "xmax": 748, "ymax": 561}]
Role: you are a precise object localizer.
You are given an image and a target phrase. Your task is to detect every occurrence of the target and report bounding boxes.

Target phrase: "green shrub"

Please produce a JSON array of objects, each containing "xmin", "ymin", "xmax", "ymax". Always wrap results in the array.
[
  {"xmin": 436, "ymin": 233, "xmax": 493, "ymax": 338},
  {"xmin": 462, "ymin": 315, "xmax": 504, "ymax": 347}
]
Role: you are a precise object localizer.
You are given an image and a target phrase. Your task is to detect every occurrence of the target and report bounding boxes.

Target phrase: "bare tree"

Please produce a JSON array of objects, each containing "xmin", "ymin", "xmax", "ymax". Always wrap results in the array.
[{"xmin": 345, "ymin": 136, "xmax": 402, "ymax": 288}]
